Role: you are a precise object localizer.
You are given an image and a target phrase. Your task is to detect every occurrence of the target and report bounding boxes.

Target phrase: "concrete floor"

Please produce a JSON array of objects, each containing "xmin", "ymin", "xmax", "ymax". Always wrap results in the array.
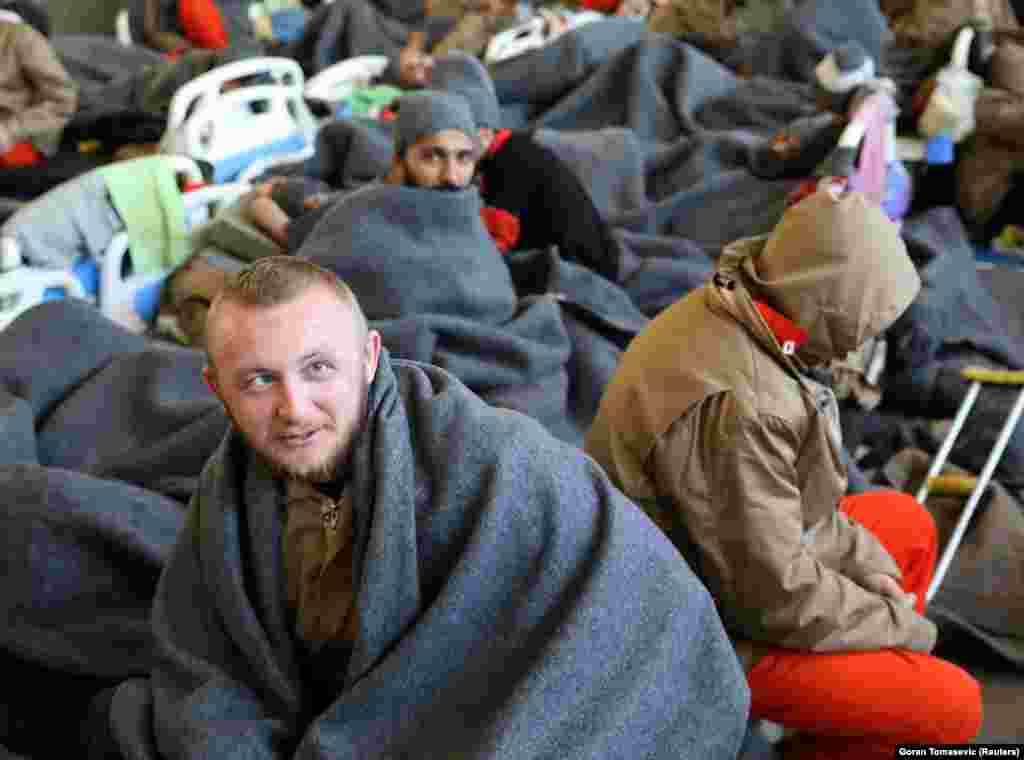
[
  {"xmin": 933, "ymin": 628, "xmax": 1024, "ymax": 742},
  {"xmin": 974, "ymin": 666, "xmax": 1024, "ymax": 742}
]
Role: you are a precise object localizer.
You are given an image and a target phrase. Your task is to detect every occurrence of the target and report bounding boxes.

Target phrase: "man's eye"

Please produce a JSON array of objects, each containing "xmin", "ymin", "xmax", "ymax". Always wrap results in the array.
[
  {"xmin": 305, "ymin": 360, "xmax": 336, "ymax": 379},
  {"xmin": 244, "ymin": 374, "xmax": 273, "ymax": 390}
]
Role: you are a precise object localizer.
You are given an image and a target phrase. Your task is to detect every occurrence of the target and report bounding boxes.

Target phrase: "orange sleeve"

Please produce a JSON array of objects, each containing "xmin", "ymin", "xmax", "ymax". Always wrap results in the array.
[
  {"xmin": 178, "ymin": 0, "xmax": 231, "ymax": 49},
  {"xmin": 579, "ymin": 0, "xmax": 621, "ymax": 11},
  {"xmin": 480, "ymin": 207, "xmax": 521, "ymax": 254}
]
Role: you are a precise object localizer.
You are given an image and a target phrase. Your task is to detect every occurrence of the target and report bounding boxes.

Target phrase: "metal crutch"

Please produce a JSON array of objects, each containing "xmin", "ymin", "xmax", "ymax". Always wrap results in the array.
[{"xmin": 914, "ymin": 366, "xmax": 1024, "ymax": 604}]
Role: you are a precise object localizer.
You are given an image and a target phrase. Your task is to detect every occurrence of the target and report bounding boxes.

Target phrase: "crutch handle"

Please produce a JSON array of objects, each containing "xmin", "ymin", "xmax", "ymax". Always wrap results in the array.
[
  {"xmin": 961, "ymin": 366, "xmax": 1024, "ymax": 384},
  {"xmin": 925, "ymin": 474, "xmax": 979, "ymax": 497}
]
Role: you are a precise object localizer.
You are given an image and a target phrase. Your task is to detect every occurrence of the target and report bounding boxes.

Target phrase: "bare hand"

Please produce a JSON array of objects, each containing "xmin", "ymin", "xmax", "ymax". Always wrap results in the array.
[{"xmin": 862, "ymin": 573, "xmax": 916, "ymax": 608}]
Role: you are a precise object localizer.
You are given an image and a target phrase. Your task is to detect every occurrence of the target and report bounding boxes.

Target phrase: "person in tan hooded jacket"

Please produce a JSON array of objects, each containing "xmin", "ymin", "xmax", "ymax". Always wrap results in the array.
[
  {"xmin": 586, "ymin": 190, "xmax": 982, "ymax": 760},
  {"xmin": 0, "ymin": 17, "xmax": 76, "ymax": 161}
]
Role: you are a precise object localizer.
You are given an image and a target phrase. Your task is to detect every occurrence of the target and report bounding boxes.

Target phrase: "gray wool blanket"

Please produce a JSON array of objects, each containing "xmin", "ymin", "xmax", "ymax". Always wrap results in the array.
[
  {"xmin": 518, "ymin": 38, "xmax": 814, "ymax": 256},
  {"xmin": 272, "ymin": 117, "xmax": 718, "ymax": 316},
  {"xmin": 737, "ymin": 0, "xmax": 893, "ymax": 83},
  {"xmin": 298, "ymin": 183, "xmax": 648, "ymax": 444},
  {"xmin": 0, "ymin": 300, "xmax": 228, "ymax": 503},
  {"xmin": 0, "ymin": 464, "xmax": 184, "ymax": 678},
  {"xmin": 490, "ymin": 0, "xmax": 888, "ymax": 112},
  {"xmin": 299, "ymin": 37, "xmax": 811, "ymax": 262},
  {"xmin": 104, "ymin": 352, "xmax": 750, "ymax": 759},
  {"xmin": 0, "ymin": 302, "xmax": 219, "ymax": 754},
  {"xmin": 0, "ymin": 302, "xmax": 225, "ymax": 682},
  {"xmin": 489, "ymin": 17, "xmax": 650, "ymax": 112}
]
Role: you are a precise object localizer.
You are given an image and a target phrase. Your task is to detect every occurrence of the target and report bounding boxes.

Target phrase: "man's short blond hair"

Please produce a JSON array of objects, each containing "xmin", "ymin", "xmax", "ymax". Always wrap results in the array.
[{"xmin": 206, "ymin": 256, "xmax": 369, "ymax": 368}]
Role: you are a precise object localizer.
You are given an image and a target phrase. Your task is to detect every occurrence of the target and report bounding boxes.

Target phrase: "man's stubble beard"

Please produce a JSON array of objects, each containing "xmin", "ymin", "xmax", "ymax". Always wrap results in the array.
[{"xmin": 231, "ymin": 381, "xmax": 371, "ymax": 485}]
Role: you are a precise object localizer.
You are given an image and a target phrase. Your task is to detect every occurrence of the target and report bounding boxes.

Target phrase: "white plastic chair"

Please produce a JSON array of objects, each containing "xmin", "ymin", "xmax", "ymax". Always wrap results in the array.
[
  {"xmin": 160, "ymin": 57, "xmax": 317, "ymax": 183},
  {"xmin": 484, "ymin": 10, "xmax": 603, "ymax": 64},
  {"xmin": 0, "ymin": 252, "xmax": 86, "ymax": 331},
  {"xmin": 303, "ymin": 54, "xmax": 390, "ymax": 116}
]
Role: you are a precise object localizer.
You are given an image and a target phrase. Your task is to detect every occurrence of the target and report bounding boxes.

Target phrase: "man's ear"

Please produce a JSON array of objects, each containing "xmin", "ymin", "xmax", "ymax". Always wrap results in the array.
[
  {"xmin": 202, "ymin": 365, "xmax": 221, "ymax": 399},
  {"xmin": 365, "ymin": 329, "xmax": 382, "ymax": 384},
  {"xmin": 383, "ymin": 158, "xmax": 405, "ymax": 186}
]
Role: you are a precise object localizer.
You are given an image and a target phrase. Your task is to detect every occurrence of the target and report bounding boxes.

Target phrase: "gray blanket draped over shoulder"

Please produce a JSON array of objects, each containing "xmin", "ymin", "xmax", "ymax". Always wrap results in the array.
[
  {"xmin": 107, "ymin": 354, "xmax": 750, "ymax": 759},
  {"xmin": 0, "ymin": 301, "xmax": 227, "ymax": 680},
  {"xmin": 298, "ymin": 183, "xmax": 648, "ymax": 444}
]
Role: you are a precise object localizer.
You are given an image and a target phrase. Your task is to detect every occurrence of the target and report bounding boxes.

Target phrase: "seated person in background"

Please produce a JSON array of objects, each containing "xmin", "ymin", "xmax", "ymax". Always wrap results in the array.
[
  {"xmin": 382, "ymin": 88, "xmax": 552, "ymax": 258},
  {"xmin": 395, "ymin": 0, "xmax": 584, "ymax": 85},
  {"xmin": 142, "ymin": 0, "xmax": 299, "ymax": 54},
  {"xmin": 142, "ymin": 0, "xmax": 196, "ymax": 54},
  {"xmin": 85, "ymin": 255, "xmax": 752, "ymax": 759},
  {"xmin": 249, "ymin": 90, "xmax": 483, "ymax": 250},
  {"xmin": 187, "ymin": 92, "xmax": 480, "ymax": 265},
  {"xmin": 0, "ymin": 13, "xmax": 76, "ymax": 168},
  {"xmin": 381, "ymin": 89, "xmax": 482, "ymax": 191},
  {"xmin": 225, "ymin": 84, "xmax": 602, "ymax": 285},
  {"xmin": 585, "ymin": 190, "xmax": 983, "ymax": 760},
  {"xmin": 429, "ymin": 0, "xmax": 529, "ymax": 59},
  {"xmin": 160, "ymin": 92, "xmax": 482, "ymax": 348},
  {"xmin": 432, "ymin": 52, "xmax": 622, "ymax": 280}
]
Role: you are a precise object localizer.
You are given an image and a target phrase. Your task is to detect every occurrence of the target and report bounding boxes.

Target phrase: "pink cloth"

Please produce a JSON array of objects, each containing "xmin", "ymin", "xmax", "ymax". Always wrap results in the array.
[{"xmin": 846, "ymin": 92, "xmax": 897, "ymax": 206}]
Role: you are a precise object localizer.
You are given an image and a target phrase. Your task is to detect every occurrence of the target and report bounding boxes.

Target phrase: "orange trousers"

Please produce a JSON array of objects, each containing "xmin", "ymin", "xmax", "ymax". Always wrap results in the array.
[{"xmin": 746, "ymin": 491, "xmax": 983, "ymax": 760}]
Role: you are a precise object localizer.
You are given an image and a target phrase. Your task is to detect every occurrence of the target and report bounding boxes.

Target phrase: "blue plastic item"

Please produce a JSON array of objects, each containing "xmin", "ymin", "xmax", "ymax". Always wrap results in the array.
[
  {"xmin": 133, "ymin": 279, "xmax": 166, "ymax": 324},
  {"xmin": 270, "ymin": 8, "xmax": 307, "ymax": 44},
  {"xmin": 72, "ymin": 256, "xmax": 100, "ymax": 298},
  {"xmin": 925, "ymin": 136, "xmax": 954, "ymax": 165}
]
